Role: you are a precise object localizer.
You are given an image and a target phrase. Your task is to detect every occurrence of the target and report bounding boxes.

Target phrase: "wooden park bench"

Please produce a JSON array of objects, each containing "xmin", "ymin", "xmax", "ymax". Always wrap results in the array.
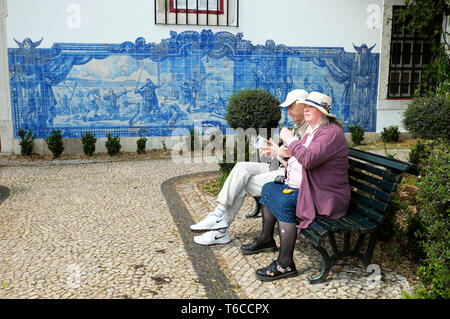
[{"xmin": 247, "ymin": 147, "xmax": 419, "ymax": 284}]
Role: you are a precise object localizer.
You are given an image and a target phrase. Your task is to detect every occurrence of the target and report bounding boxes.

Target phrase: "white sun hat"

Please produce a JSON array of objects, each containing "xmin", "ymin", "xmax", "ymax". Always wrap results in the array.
[
  {"xmin": 303, "ymin": 91, "xmax": 335, "ymax": 118},
  {"xmin": 279, "ymin": 89, "xmax": 308, "ymax": 107}
]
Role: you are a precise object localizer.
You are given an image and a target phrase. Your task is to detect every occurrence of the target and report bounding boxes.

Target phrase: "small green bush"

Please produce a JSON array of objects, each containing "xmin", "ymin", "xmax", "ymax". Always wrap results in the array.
[
  {"xmin": 402, "ymin": 96, "xmax": 450, "ymax": 142},
  {"xmin": 45, "ymin": 129, "xmax": 64, "ymax": 158},
  {"xmin": 81, "ymin": 132, "xmax": 97, "ymax": 156},
  {"xmin": 105, "ymin": 133, "xmax": 121, "ymax": 156},
  {"xmin": 17, "ymin": 128, "xmax": 34, "ymax": 156},
  {"xmin": 407, "ymin": 143, "xmax": 450, "ymax": 299},
  {"xmin": 408, "ymin": 139, "xmax": 432, "ymax": 166},
  {"xmin": 381, "ymin": 125, "xmax": 400, "ymax": 143},
  {"xmin": 348, "ymin": 125, "xmax": 365, "ymax": 146},
  {"xmin": 137, "ymin": 137, "xmax": 147, "ymax": 154}
]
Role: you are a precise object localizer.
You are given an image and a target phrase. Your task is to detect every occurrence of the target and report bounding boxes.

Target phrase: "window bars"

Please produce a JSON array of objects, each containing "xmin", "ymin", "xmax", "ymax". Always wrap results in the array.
[
  {"xmin": 155, "ymin": 0, "xmax": 239, "ymax": 27},
  {"xmin": 387, "ymin": 6, "xmax": 440, "ymax": 98}
]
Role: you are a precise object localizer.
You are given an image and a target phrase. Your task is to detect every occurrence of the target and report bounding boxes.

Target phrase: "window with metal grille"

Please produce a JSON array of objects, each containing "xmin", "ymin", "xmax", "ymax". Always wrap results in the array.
[
  {"xmin": 155, "ymin": 0, "xmax": 238, "ymax": 26},
  {"xmin": 388, "ymin": 6, "xmax": 438, "ymax": 98}
]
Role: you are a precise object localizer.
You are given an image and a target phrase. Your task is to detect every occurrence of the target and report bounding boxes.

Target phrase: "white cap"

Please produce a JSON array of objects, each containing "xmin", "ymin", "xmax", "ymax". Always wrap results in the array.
[{"xmin": 279, "ymin": 89, "xmax": 308, "ymax": 107}]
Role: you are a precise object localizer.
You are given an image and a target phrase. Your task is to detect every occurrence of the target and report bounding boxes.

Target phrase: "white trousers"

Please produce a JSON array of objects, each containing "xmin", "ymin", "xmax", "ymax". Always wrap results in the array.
[{"xmin": 217, "ymin": 162, "xmax": 284, "ymax": 225}]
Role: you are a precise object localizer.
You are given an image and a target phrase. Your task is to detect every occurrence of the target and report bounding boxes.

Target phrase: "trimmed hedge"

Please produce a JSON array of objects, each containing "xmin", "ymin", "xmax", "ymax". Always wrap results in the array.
[{"xmin": 402, "ymin": 97, "xmax": 450, "ymax": 142}]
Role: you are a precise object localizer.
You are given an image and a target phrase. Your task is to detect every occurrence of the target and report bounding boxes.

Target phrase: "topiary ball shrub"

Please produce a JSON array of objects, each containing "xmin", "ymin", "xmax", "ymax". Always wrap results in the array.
[
  {"xmin": 402, "ymin": 96, "xmax": 450, "ymax": 142},
  {"xmin": 225, "ymin": 89, "xmax": 281, "ymax": 130}
]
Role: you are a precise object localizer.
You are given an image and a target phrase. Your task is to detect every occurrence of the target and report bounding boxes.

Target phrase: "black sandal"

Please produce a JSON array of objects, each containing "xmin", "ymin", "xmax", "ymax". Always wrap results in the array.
[{"xmin": 256, "ymin": 260, "xmax": 297, "ymax": 282}]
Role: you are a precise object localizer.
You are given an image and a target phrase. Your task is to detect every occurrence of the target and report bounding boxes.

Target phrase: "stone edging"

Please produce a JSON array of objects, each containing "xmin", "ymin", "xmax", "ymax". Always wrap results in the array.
[
  {"xmin": 0, "ymin": 185, "xmax": 9, "ymax": 206},
  {"xmin": 160, "ymin": 171, "xmax": 238, "ymax": 299}
]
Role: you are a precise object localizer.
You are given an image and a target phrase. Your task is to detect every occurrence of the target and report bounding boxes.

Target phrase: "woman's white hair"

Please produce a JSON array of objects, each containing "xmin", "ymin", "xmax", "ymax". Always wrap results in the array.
[{"xmin": 318, "ymin": 114, "xmax": 344, "ymax": 129}]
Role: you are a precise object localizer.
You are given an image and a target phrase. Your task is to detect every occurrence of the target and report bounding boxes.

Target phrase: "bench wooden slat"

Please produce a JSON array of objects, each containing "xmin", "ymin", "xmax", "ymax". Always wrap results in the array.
[
  {"xmin": 348, "ymin": 158, "xmax": 401, "ymax": 183},
  {"xmin": 340, "ymin": 216, "xmax": 368, "ymax": 232},
  {"xmin": 351, "ymin": 190, "xmax": 389, "ymax": 212},
  {"xmin": 350, "ymin": 201, "xmax": 385, "ymax": 223},
  {"xmin": 308, "ymin": 221, "xmax": 328, "ymax": 237},
  {"xmin": 314, "ymin": 218, "xmax": 340, "ymax": 232},
  {"xmin": 302, "ymin": 229, "xmax": 322, "ymax": 246},
  {"xmin": 349, "ymin": 147, "xmax": 420, "ymax": 175},
  {"xmin": 346, "ymin": 211, "xmax": 377, "ymax": 231},
  {"xmin": 349, "ymin": 168, "xmax": 397, "ymax": 192},
  {"xmin": 348, "ymin": 148, "xmax": 410, "ymax": 173},
  {"xmin": 349, "ymin": 178, "xmax": 392, "ymax": 203},
  {"xmin": 334, "ymin": 218, "xmax": 361, "ymax": 232}
]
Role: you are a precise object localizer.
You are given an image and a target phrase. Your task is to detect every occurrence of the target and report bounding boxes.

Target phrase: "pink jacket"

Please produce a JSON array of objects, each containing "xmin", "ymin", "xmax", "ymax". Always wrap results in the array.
[{"xmin": 287, "ymin": 123, "xmax": 350, "ymax": 236}]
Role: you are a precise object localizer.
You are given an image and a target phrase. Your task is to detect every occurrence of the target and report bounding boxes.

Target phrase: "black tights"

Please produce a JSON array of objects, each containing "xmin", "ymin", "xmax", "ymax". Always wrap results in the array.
[{"xmin": 259, "ymin": 205, "xmax": 297, "ymax": 267}]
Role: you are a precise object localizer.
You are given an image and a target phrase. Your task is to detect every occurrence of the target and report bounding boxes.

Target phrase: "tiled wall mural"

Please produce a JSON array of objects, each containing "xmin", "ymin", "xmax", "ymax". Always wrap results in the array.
[{"xmin": 8, "ymin": 30, "xmax": 379, "ymax": 139}]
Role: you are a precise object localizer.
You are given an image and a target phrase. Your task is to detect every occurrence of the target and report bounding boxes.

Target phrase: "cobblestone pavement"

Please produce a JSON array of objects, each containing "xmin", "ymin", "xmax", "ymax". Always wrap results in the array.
[{"xmin": 0, "ymin": 157, "xmax": 413, "ymax": 299}]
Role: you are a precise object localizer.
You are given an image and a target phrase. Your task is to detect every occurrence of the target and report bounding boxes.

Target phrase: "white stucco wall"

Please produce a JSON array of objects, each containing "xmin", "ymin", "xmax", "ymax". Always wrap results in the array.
[
  {"xmin": 376, "ymin": 0, "xmax": 410, "ymax": 132},
  {"xmin": 6, "ymin": 0, "xmax": 383, "ymax": 51}
]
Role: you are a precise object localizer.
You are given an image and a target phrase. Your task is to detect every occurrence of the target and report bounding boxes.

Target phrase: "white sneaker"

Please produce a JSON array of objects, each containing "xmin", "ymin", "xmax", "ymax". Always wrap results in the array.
[
  {"xmin": 194, "ymin": 229, "xmax": 231, "ymax": 246},
  {"xmin": 190, "ymin": 213, "xmax": 228, "ymax": 231}
]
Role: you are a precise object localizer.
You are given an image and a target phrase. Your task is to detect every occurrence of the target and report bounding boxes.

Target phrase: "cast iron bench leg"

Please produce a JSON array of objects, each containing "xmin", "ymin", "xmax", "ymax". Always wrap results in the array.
[
  {"xmin": 308, "ymin": 244, "xmax": 333, "ymax": 284},
  {"xmin": 362, "ymin": 231, "xmax": 379, "ymax": 267},
  {"xmin": 246, "ymin": 196, "xmax": 261, "ymax": 218}
]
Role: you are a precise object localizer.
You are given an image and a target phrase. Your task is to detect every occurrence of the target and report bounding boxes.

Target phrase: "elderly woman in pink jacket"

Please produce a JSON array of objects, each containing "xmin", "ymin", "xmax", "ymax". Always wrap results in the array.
[{"xmin": 240, "ymin": 91, "xmax": 350, "ymax": 281}]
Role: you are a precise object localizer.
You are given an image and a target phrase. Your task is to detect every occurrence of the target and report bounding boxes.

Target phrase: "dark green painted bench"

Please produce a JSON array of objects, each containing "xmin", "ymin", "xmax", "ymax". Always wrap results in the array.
[{"xmin": 248, "ymin": 147, "xmax": 419, "ymax": 284}]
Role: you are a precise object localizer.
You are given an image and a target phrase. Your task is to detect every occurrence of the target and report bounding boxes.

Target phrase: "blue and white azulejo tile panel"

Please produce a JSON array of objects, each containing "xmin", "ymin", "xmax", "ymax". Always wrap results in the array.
[{"xmin": 8, "ymin": 30, "xmax": 379, "ymax": 139}]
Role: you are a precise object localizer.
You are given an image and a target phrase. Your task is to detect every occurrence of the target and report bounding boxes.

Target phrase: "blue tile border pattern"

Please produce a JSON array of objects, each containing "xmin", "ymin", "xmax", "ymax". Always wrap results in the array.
[{"xmin": 8, "ymin": 30, "xmax": 379, "ymax": 139}]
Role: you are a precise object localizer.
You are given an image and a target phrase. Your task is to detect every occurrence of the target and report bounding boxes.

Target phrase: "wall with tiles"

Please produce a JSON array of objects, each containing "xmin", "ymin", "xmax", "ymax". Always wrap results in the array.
[{"xmin": 2, "ymin": 0, "xmax": 385, "ymax": 153}]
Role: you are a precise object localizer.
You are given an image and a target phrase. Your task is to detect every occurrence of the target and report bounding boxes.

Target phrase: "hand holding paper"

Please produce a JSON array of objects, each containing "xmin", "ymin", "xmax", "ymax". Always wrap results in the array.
[{"xmin": 259, "ymin": 138, "xmax": 280, "ymax": 157}]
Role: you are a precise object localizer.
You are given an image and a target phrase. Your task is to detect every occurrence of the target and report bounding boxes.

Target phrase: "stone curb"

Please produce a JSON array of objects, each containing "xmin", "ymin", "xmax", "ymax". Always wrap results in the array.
[
  {"xmin": 161, "ymin": 171, "xmax": 238, "ymax": 299},
  {"xmin": 0, "ymin": 185, "xmax": 9, "ymax": 206}
]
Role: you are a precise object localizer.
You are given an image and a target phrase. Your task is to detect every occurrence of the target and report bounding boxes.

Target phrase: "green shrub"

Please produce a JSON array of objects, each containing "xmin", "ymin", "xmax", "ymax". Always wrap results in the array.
[
  {"xmin": 348, "ymin": 125, "xmax": 365, "ymax": 146},
  {"xmin": 402, "ymin": 97, "xmax": 450, "ymax": 142},
  {"xmin": 105, "ymin": 133, "xmax": 121, "ymax": 156},
  {"xmin": 137, "ymin": 137, "xmax": 147, "ymax": 154},
  {"xmin": 225, "ymin": 89, "xmax": 281, "ymax": 131},
  {"xmin": 407, "ymin": 143, "xmax": 450, "ymax": 298},
  {"xmin": 381, "ymin": 125, "xmax": 400, "ymax": 143},
  {"xmin": 45, "ymin": 129, "xmax": 64, "ymax": 158},
  {"xmin": 17, "ymin": 128, "xmax": 34, "ymax": 156},
  {"xmin": 408, "ymin": 139, "xmax": 432, "ymax": 166},
  {"xmin": 81, "ymin": 132, "xmax": 97, "ymax": 156}
]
